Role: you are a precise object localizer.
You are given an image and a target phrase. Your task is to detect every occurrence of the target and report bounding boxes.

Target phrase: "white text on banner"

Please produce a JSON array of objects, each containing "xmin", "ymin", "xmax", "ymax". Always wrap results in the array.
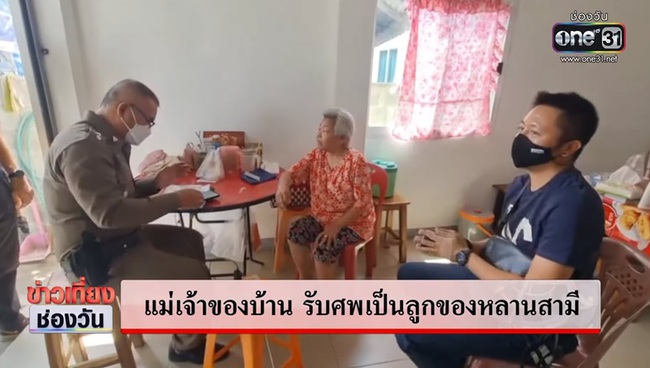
[{"xmin": 120, "ymin": 280, "xmax": 600, "ymax": 334}]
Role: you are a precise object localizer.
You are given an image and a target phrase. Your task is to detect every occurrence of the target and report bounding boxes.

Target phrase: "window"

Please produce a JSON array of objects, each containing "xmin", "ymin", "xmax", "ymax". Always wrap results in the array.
[
  {"xmin": 377, "ymin": 49, "xmax": 398, "ymax": 83},
  {"xmin": 367, "ymin": 0, "xmax": 511, "ymax": 140},
  {"xmin": 368, "ymin": 0, "xmax": 410, "ymax": 128}
]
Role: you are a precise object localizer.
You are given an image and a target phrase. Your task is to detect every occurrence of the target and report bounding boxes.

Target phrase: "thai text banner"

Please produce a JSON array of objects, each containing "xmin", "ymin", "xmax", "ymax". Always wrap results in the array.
[
  {"xmin": 120, "ymin": 280, "xmax": 600, "ymax": 334},
  {"xmin": 30, "ymin": 305, "xmax": 113, "ymax": 334}
]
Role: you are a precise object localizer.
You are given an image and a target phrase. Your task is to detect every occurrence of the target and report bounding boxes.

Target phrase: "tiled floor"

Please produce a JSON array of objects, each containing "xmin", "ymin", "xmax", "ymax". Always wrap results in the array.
[{"xmin": 1, "ymin": 240, "xmax": 649, "ymax": 367}]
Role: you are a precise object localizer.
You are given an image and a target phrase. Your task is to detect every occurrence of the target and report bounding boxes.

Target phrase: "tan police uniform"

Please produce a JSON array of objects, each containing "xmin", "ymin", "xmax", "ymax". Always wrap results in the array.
[{"xmin": 43, "ymin": 111, "xmax": 209, "ymax": 351}]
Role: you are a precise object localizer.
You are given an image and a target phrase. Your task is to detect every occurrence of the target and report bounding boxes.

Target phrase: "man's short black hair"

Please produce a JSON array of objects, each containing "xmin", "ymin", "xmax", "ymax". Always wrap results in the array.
[
  {"xmin": 532, "ymin": 91, "xmax": 599, "ymax": 159},
  {"xmin": 100, "ymin": 79, "xmax": 159, "ymax": 106}
]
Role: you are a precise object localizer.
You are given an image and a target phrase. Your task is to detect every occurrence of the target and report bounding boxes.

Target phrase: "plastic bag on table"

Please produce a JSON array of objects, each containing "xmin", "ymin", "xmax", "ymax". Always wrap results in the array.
[
  {"xmin": 137, "ymin": 150, "xmax": 185, "ymax": 179},
  {"xmin": 595, "ymin": 152, "xmax": 650, "ymax": 200},
  {"xmin": 183, "ymin": 144, "xmax": 198, "ymax": 170},
  {"xmin": 623, "ymin": 152, "xmax": 650, "ymax": 178},
  {"xmin": 196, "ymin": 148, "xmax": 225, "ymax": 182}
]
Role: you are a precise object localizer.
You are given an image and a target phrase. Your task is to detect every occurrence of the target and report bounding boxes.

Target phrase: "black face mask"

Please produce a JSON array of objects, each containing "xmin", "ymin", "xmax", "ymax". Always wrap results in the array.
[{"xmin": 511, "ymin": 134, "xmax": 555, "ymax": 168}]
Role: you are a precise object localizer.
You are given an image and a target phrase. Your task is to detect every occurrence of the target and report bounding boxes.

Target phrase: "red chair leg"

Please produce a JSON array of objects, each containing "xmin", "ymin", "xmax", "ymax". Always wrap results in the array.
[
  {"xmin": 343, "ymin": 247, "xmax": 356, "ymax": 279},
  {"xmin": 365, "ymin": 239, "xmax": 376, "ymax": 279}
]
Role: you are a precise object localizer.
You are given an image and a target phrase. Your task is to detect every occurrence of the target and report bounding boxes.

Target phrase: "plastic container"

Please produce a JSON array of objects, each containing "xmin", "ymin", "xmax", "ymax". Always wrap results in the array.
[
  {"xmin": 241, "ymin": 148, "xmax": 261, "ymax": 173},
  {"xmin": 372, "ymin": 159, "xmax": 398, "ymax": 198},
  {"xmin": 458, "ymin": 207, "xmax": 495, "ymax": 242},
  {"xmin": 219, "ymin": 145, "xmax": 242, "ymax": 174}
]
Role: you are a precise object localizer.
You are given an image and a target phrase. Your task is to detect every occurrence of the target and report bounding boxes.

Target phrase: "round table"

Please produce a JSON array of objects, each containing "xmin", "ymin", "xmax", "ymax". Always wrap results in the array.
[{"xmin": 174, "ymin": 171, "xmax": 280, "ymax": 278}]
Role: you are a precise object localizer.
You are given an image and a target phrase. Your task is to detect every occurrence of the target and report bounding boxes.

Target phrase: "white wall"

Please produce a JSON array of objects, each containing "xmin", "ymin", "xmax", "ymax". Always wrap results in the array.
[
  {"xmin": 365, "ymin": 0, "xmax": 650, "ymax": 228},
  {"xmin": 32, "ymin": 0, "xmax": 650, "ymax": 236},
  {"xmin": 371, "ymin": 32, "xmax": 409, "ymax": 84}
]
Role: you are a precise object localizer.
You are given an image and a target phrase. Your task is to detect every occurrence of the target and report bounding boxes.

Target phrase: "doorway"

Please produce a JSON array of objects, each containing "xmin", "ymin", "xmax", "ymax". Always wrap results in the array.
[{"xmin": 0, "ymin": 0, "xmax": 53, "ymax": 355}]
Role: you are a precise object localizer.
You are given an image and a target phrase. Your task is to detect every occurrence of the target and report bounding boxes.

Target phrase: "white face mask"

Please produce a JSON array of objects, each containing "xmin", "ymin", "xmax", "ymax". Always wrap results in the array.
[{"xmin": 120, "ymin": 106, "xmax": 151, "ymax": 146}]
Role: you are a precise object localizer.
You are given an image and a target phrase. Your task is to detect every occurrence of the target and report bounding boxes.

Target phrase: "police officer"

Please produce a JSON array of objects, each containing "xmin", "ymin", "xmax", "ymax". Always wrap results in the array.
[
  {"xmin": 0, "ymin": 134, "xmax": 33, "ymax": 336},
  {"xmin": 43, "ymin": 79, "xmax": 229, "ymax": 364}
]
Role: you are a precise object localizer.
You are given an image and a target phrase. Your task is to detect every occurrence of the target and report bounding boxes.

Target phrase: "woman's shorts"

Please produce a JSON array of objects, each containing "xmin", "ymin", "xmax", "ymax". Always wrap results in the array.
[{"xmin": 288, "ymin": 215, "xmax": 363, "ymax": 264}]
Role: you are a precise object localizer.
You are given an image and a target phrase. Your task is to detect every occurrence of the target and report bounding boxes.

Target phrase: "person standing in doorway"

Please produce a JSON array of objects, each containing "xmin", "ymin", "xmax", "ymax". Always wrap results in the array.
[{"xmin": 0, "ymin": 133, "xmax": 33, "ymax": 336}]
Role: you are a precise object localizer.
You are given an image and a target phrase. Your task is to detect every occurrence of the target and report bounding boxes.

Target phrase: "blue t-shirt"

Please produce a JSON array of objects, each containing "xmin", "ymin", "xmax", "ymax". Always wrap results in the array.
[{"xmin": 499, "ymin": 168, "xmax": 604, "ymax": 279}]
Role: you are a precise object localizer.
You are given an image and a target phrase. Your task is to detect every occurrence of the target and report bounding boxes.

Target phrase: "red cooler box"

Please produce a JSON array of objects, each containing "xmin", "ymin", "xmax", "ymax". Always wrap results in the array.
[{"xmin": 602, "ymin": 196, "xmax": 650, "ymax": 255}]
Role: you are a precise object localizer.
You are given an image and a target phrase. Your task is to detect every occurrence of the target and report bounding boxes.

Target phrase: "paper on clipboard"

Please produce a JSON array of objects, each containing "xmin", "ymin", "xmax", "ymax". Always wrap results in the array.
[{"xmin": 160, "ymin": 184, "xmax": 211, "ymax": 194}]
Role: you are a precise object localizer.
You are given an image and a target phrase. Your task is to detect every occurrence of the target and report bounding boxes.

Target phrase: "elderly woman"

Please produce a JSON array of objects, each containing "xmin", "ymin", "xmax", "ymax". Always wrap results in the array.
[{"xmin": 275, "ymin": 108, "xmax": 375, "ymax": 279}]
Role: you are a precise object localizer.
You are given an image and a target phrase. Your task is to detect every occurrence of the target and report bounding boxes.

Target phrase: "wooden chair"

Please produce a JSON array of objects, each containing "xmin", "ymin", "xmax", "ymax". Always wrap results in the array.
[
  {"xmin": 43, "ymin": 269, "xmax": 144, "ymax": 368},
  {"xmin": 44, "ymin": 297, "xmax": 145, "ymax": 368},
  {"xmin": 272, "ymin": 183, "xmax": 311, "ymax": 274},
  {"xmin": 338, "ymin": 162, "xmax": 388, "ymax": 279},
  {"xmin": 467, "ymin": 238, "xmax": 650, "ymax": 368}
]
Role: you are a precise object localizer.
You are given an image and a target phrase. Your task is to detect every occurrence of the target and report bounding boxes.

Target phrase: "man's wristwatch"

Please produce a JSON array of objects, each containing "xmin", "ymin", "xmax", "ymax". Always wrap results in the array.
[
  {"xmin": 455, "ymin": 248, "xmax": 472, "ymax": 267},
  {"xmin": 8, "ymin": 170, "xmax": 25, "ymax": 180}
]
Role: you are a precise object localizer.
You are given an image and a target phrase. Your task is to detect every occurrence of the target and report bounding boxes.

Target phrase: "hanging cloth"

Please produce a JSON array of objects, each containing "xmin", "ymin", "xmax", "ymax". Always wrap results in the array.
[{"xmin": 3, "ymin": 72, "xmax": 26, "ymax": 113}]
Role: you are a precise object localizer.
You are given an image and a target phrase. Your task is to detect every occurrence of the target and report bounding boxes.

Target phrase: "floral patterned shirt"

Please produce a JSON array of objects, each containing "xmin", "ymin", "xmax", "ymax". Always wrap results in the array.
[{"xmin": 289, "ymin": 148, "xmax": 375, "ymax": 240}]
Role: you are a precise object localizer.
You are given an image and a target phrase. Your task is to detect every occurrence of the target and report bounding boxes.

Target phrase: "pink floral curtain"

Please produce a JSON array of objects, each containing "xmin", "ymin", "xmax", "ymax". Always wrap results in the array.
[{"xmin": 392, "ymin": 0, "xmax": 511, "ymax": 141}]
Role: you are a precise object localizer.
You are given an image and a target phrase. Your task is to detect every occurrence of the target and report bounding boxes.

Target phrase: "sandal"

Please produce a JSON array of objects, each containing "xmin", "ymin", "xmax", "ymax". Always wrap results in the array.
[{"xmin": 0, "ymin": 315, "xmax": 29, "ymax": 336}]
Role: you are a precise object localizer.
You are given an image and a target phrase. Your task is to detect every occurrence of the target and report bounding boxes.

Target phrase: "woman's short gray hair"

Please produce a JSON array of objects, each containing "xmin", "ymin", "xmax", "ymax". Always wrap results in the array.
[{"xmin": 323, "ymin": 108, "xmax": 355, "ymax": 139}]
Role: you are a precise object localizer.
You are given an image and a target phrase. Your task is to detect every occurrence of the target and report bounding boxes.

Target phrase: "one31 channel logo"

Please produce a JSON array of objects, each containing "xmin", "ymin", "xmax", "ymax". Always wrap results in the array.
[{"xmin": 552, "ymin": 23, "xmax": 625, "ymax": 53}]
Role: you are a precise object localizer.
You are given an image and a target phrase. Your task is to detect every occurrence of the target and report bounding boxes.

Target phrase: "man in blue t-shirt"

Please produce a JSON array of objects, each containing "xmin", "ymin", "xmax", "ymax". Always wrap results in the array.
[{"xmin": 395, "ymin": 91, "xmax": 604, "ymax": 368}]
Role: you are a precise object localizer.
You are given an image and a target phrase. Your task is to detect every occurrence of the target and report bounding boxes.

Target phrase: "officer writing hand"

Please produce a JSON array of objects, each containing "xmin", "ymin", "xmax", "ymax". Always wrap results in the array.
[{"xmin": 176, "ymin": 189, "xmax": 204, "ymax": 209}]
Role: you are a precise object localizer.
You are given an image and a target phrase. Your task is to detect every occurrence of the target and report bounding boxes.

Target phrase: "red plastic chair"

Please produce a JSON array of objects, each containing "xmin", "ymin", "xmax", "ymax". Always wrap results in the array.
[
  {"xmin": 467, "ymin": 238, "xmax": 650, "ymax": 368},
  {"xmin": 292, "ymin": 162, "xmax": 388, "ymax": 279},
  {"xmin": 340, "ymin": 162, "xmax": 388, "ymax": 279}
]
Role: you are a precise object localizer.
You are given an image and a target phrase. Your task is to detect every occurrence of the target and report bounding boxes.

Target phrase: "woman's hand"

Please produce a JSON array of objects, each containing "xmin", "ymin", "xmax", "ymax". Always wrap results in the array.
[
  {"xmin": 316, "ymin": 223, "xmax": 342, "ymax": 248},
  {"xmin": 275, "ymin": 185, "xmax": 291, "ymax": 210},
  {"xmin": 414, "ymin": 228, "xmax": 469, "ymax": 261}
]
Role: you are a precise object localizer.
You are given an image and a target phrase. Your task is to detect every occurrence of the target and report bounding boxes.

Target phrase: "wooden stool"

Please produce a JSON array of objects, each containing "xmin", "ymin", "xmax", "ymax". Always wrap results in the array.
[
  {"xmin": 380, "ymin": 194, "xmax": 410, "ymax": 263},
  {"xmin": 204, "ymin": 275, "xmax": 303, "ymax": 367},
  {"xmin": 203, "ymin": 334, "xmax": 303, "ymax": 368},
  {"xmin": 44, "ymin": 297, "xmax": 145, "ymax": 368},
  {"xmin": 203, "ymin": 334, "xmax": 241, "ymax": 367},
  {"xmin": 266, "ymin": 335, "xmax": 303, "ymax": 368}
]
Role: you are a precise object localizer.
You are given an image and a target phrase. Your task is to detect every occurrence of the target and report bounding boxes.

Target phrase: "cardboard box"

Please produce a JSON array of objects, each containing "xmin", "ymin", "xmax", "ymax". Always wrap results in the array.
[{"xmin": 602, "ymin": 196, "xmax": 650, "ymax": 255}]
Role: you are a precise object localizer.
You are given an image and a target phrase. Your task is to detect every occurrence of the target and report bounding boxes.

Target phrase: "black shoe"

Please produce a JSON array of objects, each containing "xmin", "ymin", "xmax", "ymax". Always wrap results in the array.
[
  {"xmin": 168, "ymin": 341, "xmax": 230, "ymax": 364},
  {"xmin": 0, "ymin": 315, "xmax": 28, "ymax": 337}
]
